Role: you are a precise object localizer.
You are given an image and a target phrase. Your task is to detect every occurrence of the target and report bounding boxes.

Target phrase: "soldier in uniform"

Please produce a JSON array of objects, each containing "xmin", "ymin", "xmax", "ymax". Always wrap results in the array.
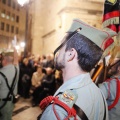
[
  {"xmin": 39, "ymin": 19, "xmax": 117, "ymax": 120},
  {"xmin": 99, "ymin": 52, "xmax": 120, "ymax": 120},
  {"xmin": 0, "ymin": 47, "xmax": 19, "ymax": 120}
]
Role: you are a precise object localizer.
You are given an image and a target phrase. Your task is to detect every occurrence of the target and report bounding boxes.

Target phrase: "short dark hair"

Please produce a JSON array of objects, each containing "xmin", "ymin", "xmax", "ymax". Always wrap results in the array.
[{"xmin": 65, "ymin": 33, "xmax": 103, "ymax": 72}]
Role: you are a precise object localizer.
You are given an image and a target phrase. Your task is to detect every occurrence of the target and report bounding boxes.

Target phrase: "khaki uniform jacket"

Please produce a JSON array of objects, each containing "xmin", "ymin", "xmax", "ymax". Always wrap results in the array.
[
  {"xmin": 0, "ymin": 64, "xmax": 19, "ymax": 99},
  {"xmin": 99, "ymin": 76, "xmax": 120, "ymax": 120},
  {"xmin": 40, "ymin": 73, "xmax": 108, "ymax": 120}
]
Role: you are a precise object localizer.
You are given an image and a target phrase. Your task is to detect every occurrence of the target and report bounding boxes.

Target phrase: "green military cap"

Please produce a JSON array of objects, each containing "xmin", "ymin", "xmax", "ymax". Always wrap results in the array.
[
  {"xmin": 67, "ymin": 19, "xmax": 117, "ymax": 50},
  {"xmin": 0, "ymin": 49, "xmax": 5, "ymax": 54},
  {"xmin": 2, "ymin": 50, "xmax": 14, "ymax": 57}
]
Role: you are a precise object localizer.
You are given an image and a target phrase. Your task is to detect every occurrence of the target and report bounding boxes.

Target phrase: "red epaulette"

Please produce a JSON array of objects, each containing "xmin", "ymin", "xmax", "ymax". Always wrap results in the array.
[{"xmin": 40, "ymin": 96, "xmax": 77, "ymax": 120}]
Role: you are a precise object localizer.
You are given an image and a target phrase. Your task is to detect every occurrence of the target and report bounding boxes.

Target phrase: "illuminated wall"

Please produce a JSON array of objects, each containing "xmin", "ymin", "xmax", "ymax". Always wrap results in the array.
[{"xmin": 30, "ymin": 0, "xmax": 104, "ymax": 55}]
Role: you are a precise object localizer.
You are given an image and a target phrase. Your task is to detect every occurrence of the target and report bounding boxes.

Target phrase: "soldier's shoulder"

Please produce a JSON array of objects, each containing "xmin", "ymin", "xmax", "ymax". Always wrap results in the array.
[{"xmin": 58, "ymin": 89, "xmax": 78, "ymax": 108}]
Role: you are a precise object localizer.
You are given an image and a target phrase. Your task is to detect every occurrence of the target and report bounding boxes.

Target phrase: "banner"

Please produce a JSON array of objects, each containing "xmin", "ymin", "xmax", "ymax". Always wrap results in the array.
[
  {"xmin": 102, "ymin": 0, "xmax": 119, "ymax": 33},
  {"xmin": 102, "ymin": 0, "xmax": 120, "ymax": 60}
]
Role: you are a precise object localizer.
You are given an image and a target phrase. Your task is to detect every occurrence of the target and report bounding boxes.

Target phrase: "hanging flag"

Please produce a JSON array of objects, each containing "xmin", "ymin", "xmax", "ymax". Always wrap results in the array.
[
  {"xmin": 102, "ymin": 0, "xmax": 120, "ymax": 62},
  {"xmin": 102, "ymin": 0, "xmax": 119, "ymax": 33},
  {"xmin": 95, "ymin": 0, "xmax": 120, "ymax": 82}
]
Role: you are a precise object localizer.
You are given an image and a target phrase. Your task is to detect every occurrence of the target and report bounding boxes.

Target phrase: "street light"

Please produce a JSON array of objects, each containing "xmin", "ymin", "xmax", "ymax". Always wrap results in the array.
[
  {"xmin": 15, "ymin": 45, "xmax": 20, "ymax": 50},
  {"xmin": 20, "ymin": 42, "xmax": 25, "ymax": 48},
  {"xmin": 17, "ymin": 0, "xmax": 30, "ymax": 57}
]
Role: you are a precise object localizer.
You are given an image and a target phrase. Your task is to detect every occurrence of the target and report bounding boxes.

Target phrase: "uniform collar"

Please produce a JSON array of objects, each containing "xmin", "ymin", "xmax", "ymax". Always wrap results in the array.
[
  {"xmin": 0, "ymin": 64, "xmax": 13, "ymax": 70},
  {"xmin": 54, "ymin": 73, "xmax": 92, "ymax": 96}
]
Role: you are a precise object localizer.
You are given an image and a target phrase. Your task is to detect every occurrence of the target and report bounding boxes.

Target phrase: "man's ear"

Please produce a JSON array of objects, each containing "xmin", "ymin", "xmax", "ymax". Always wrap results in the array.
[{"xmin": 67, "ymin": 48, "xmax": 76, "ymax": 62}]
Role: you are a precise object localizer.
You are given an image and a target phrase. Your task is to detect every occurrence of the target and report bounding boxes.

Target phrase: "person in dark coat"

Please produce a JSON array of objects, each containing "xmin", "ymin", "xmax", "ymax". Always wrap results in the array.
[{"xmin": 19, "ymin": 58, "xmax": 33, "ymax": 98}]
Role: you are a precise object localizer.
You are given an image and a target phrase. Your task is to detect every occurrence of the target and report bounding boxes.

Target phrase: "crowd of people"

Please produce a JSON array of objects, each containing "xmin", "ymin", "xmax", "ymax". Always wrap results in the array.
[
  {"xmin": 0, "ymin": 47, "xmax": 63, "ymax": 120},
  {"xmin": 18, "ymin": 53, "xmax": 63, "ymax": 106}
]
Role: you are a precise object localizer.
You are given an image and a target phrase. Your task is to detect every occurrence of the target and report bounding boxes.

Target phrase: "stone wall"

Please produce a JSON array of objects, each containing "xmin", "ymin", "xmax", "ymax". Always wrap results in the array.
[{"xmin": 30, "ymin": 0, "xmax": 104, "ymax": 55}]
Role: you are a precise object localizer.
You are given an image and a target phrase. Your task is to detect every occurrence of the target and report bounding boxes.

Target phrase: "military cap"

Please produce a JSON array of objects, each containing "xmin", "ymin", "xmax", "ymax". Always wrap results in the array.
[
  {"xmin": 67, "ymin": 19, "xmax": 117, "ymax": 50},
  {"xmin": 0, "ymin": 49, "xmax": 5, "ymax": 54},
  {"xmin": 2, "ymin": 50, "xmax": 14, "ymax": 57}
]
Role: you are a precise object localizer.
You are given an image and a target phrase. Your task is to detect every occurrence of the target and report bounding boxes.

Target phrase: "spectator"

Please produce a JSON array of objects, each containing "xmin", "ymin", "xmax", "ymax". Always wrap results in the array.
[
  {"xmin": 19, "ymin": 58, "xmax": 33, "ymax": 98},
  {"xmin": 32, "ymin": 66, "xmax": 45, "ymax": 106},
  {"xmin": 32, "ymin": 67, "xmax": 55, "ymax": 107},
  {"xmin": 55, "ymin": 70, "xmax": 63, "ymax": 90}
]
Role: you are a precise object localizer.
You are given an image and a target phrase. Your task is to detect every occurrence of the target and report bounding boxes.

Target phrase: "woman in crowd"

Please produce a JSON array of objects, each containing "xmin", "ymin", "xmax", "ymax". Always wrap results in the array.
[{"xmin": 31, "ymin": 66, "xmax": 45, "ymax": 106}]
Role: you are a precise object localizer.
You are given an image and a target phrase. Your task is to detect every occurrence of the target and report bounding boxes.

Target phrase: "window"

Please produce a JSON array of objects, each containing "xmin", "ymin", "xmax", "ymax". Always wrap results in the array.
[
  {"xmin": 12, "ymin": 2, "xmax": 16, "ymax": 9},
  {"xmin": 16, "ymin": 16, "xmax": 19, "ymax": 23},
  {"xmin": 17, "ymin": 4, "xmax": 20, "ymax": 11},
  {"xmin": 11, "ymin": 25, "xmax": 14, "ymax": 33},
  {"xmin": 8, "ymin": 0, "xmax": 11, "ymax": 6},
  {"xmin": 2, "ymin": 0, "xmax": 6, "ymax": 4},
  {"xmin": 6, "ymin": 24, "xmax": 9, "ymax": 32},
  {"xmin": 1, "ymin": 9, "xmax": 5, "ymax": 18},
  {"xmin": 11, "ymin": 14, "xmax": 15, "ymax": 21},
  {"xmin": 1, "ymin": 22, "xmax": 5, "ymax": 30},
  {"xmin": 16, "ymin": 27, "xmax": 19, "ymax": 34},
  {"xmin": 6, "ymin": 11, "xmax": 10, "ymax": 20}
]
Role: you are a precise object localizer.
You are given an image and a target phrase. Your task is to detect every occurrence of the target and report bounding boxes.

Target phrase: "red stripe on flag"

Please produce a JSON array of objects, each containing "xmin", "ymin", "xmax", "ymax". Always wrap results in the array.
[
  {"xmin": 107, "ymin": 25, "xmax": 117, "ymax": 32},
  {"xmin": 103, "ymin": 11, "xmax": 119, "ymax": 22}
]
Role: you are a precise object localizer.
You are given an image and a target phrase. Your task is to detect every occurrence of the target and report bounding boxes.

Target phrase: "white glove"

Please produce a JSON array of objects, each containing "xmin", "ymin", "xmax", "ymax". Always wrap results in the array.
[{"xmin": 12, "ymin": 36, "xmax": 17, "ymax": 47}]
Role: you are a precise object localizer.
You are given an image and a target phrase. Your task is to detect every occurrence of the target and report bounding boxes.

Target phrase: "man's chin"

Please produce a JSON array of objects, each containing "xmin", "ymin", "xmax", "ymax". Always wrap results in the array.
[
  {"xmin": 54, "ymin": 60, "xmax": 64, "ymax": 70},
  {"xmin": 54, "ymin": 63, "xmax": 64, "ymax": 71},
  {"xmin": 54, "ymin": 65, "xmax": 61, "ymax": 71}
]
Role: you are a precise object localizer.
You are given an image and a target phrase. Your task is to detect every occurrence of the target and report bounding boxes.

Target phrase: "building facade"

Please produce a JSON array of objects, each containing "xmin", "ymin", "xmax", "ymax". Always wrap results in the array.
[
  {"xmin": 0, "ymin": 0, "xmax": 26, "ymax": 52},
  {"xmin": 0, "ymin": 0, "xmax": 104, "ymax": 56},
  {"xmin": 30, "ymin": 0, "xmax": 104, "ymax": 55}
]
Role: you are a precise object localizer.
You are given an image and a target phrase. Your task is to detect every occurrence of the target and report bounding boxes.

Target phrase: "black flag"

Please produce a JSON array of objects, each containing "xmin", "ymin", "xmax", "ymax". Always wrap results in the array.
[{"xmin": 102, "ymin": 0, "xmax": 120, "ymax": 33}]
